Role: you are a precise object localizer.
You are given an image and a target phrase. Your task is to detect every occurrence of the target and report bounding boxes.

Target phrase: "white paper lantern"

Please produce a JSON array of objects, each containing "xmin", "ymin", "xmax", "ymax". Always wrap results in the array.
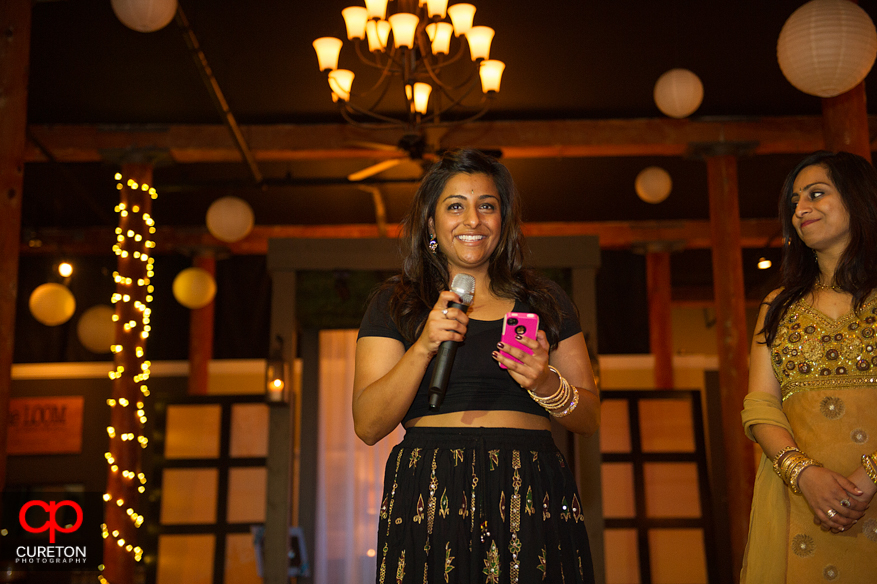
[
  {"xmin": 111, "ymin": 0, "xmax": 178, "ymax": 33},
  {"xmin": 29, "ymin": 283, "xmax": 76, "ymax": 326},
  {"xmin": 173, "ymin": 267, "xmax": 216, "ymax": 309},
  {"xmin": 635, "ymin": 167, "xmax": 673, "ymax": 204},
  {"xmin": 777, "ymin": 0, "xmax": 877, "ymax": 98},
  {"xmin": 653, "ymin": 68, "xmax": 704, "ymax": 119},
  {"xmin": 77, "ymin": 305, "xmax": 116, "ymax": 353},
  {"xmin": 206, "ymin": 196, "xmax": 255, "ymax": 243}
]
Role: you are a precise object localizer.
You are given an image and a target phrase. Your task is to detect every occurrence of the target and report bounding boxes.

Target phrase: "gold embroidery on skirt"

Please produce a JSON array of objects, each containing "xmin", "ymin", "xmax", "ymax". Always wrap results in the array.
[
  {"xmin": 413, "ymin": 494, "xmax": 425, "ymax": 524},
  {"xmin": 439, "ymin": 488, "xmax": 450, "ymax": 519},
  {"xmin": 509, "ymin": 450, "xmax": 522, "ymax": 584},
  {"xmin": 525, "ymin": 486, "xmax": 535, "ymax": 516},
  {"xmin": 444, "ymin": 542, "xmax": 455, "ymax": 583},
  {"xmin": 537, "ymin": 547, "xmax": 547, "ymax": 581},
  {"xmin": 483, "ymin": 540, "xmax": 501, "ymax": 583},
  {"xmin": 396, "ymin": 550, "xmax": 406, "ymax": 584}
]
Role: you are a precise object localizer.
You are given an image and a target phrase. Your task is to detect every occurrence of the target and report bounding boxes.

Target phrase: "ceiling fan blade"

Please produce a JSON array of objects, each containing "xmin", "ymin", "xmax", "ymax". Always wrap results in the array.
[{"xmin": 347, "ymin": 158, "xmax": 404, "ymax": 182}]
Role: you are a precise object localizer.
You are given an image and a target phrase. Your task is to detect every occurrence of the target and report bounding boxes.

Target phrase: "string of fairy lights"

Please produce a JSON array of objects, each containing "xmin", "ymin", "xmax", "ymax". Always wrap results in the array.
[{"xmin": 98, "ymin": 173, "xmax": 158, "ymax": 578}]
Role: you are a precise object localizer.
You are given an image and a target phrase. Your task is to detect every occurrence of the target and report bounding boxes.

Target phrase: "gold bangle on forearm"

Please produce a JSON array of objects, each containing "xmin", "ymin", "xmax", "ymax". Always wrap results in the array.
[
  {"xmin": 772, "ymin": 446, "xmax": 801, "ymax": 477},
  {"xmin": 529, "ymin": 366, "xmax": 579, "ymax": 417},
  {"xmin": 862, "ymin": 453, "xmax": 877, "ymax": 485}
]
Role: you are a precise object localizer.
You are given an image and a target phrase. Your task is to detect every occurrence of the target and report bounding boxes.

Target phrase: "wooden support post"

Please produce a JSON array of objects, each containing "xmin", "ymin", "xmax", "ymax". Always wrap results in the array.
[
  {"xmin": 188, "ymin": 252, "xmax": 216, "ymax": 395},
  {"xmin": 822, "ymin": 81, "xmax": 871, "ymax": 161},
  {"xmin": 646, "ymin": 250, "xmax": 674, "ymax": 389},
  {"xmin": 104, "ymin": 162, "xmax": 154, "ymax": 584},
  {"xmin": 705, "ymin": 153, "xmax": 755, "ymax": 580},
  {"xmin": 0, "ymin": 0, "xmax": 32, "ymax": 492}
]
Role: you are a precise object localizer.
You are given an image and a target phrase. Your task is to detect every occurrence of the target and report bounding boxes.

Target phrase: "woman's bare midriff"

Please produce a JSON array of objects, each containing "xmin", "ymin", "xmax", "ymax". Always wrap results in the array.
[{"xmin": 405, "ymin": 410, "xmax": 552, "ymax": 430}]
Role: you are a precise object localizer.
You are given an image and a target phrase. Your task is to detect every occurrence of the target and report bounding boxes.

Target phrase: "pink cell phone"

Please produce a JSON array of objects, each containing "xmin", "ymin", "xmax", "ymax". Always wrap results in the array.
[{"xmin": 499, "ymin": 312, "xmax": 540, "ymax": 369}]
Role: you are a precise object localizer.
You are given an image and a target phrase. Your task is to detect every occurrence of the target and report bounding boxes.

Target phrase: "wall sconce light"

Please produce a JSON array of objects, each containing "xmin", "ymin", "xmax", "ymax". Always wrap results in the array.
[{"xmin": 266, "ymin": 337, "xmax": 289, "ymax": 405}]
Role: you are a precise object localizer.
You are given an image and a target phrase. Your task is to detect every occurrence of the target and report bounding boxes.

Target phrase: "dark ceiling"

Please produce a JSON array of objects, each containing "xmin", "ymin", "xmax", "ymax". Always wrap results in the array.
[{"xmin": 17, "ymin": 0, "xmax": 877, "ymax": 288}]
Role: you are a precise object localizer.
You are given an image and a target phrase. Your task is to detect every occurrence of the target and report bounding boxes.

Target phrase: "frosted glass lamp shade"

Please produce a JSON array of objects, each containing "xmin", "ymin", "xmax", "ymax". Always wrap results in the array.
[
  {"xmin": 313, "ymin": 37, "xmax": 343, "ymax": 72},
  {"xmin": 425, "ymin": 0, "xmax": 449, "ymax": 19},
  {"xmin": 206, "ymin": 196, "xmax": 255, "ymax": 243},
  {"xmin": 447, "ymin": 3, "xmax": 475, "ymax": 36},
  {"xmin": 388, "ymin": 13, "xmax": 419, "ymax": 49},
  {"xmin": 465, "ymin": 26, "xmax": 494, "ymax": 61},
  {"xmin": 77, "ymin": 305, "xmax": 116, "ymax": 353},
  {"xmin": 341, "ymin": 6, "xmax": 368, "ymax": 40},
  {"xmin": 328, "ymin": 69, "xmax": 355, "ymax": 101},
  {"xmin": 366, "ymin": 20, "xmax": 391, "ymax": 52},
  {"xmin": 777, "ymin": 0, "xmax": 877, "ymax": 97},
  {"xmin": 635, "ymin": 167, "xmax": 673, "ymax": 204},
  {"xmin": 172, "ymin": 268, "xmax": 216, "ymax": 309},
  {"xmin": 413, "ymin": 82, "xmax": 432, "ymax": 114},
  {"xmin": 364, "ymin": 0, "xmax": 389, "ymax": 20},
  {"xmin": 29, "ymin": 283, "xmax": 76, "ymax": 326},
  {"xmin": 111, "ymin": 0, "xmax": 177, "ymax": 33},
  {"xmin": 427, "ymin": 22, "xmax": 454, "ymax": 55},
  {"xmin": 653, "ymin": 68, "xmax": 704, "ymax": 118},
  {"xmin": 479, "ymin": 60, "xmax": 505, "ymax": 93}
]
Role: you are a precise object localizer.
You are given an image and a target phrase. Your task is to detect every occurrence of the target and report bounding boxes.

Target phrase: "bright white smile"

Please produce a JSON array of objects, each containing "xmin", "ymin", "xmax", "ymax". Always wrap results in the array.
[{"xmin": 456, "ymin": 234, "xmax": 486, "ymax": 242}]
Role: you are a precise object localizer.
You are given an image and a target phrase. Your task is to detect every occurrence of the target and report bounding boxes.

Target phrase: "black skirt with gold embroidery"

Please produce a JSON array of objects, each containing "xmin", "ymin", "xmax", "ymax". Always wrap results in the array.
[{"xmin": 376, "ymin": 427, "xmax": 595, "ymax": 584}]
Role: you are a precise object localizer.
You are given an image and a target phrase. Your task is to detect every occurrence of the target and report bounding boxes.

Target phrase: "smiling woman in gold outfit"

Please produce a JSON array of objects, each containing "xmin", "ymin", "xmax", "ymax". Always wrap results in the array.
[{"xmin": 741, "ymin": 151, "xmax": 877, "ymax": 583}]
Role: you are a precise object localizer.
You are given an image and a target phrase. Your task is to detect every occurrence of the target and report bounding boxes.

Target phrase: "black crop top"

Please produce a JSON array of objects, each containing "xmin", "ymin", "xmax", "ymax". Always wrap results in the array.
[{"xmin": 357, "ymin": 281, "xmax": 582, "ymax": 424}]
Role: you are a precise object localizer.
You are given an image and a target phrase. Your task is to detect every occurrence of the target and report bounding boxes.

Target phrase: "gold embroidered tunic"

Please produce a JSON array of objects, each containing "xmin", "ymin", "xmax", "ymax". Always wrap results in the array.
[{"xmin": 761, "ymin": 296, "xmax": 877, "ymax": 582}]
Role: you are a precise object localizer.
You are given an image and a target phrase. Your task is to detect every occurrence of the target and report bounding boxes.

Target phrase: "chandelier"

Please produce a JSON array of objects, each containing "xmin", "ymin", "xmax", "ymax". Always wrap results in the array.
[{"xmin": 312, "ymin": 0, "xmax": 506, "ymax": 132}]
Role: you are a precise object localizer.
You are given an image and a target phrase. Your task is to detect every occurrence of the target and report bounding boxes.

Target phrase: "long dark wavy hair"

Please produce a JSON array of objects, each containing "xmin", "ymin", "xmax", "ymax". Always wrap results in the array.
[
  {"xmin": 762, "ymin": 150, "xmax": 877, "ymax": 346},
  {"xmin": 381, "ymin": 148, "xmax": 571, "ymax": 347}
]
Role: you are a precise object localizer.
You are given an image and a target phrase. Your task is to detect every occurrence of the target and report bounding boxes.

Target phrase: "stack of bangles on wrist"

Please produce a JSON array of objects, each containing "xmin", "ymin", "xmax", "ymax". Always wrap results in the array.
[
  {"xmin": 772, "ymin": 446, "xmax": 822, "ymax": 495},
  {"xmin": 862, "ymin": 452, "xmax": 877, "ymax": 485},
  {"xmin": 528, "ymin": 366, "xmax": 579, "ymax": 418}
]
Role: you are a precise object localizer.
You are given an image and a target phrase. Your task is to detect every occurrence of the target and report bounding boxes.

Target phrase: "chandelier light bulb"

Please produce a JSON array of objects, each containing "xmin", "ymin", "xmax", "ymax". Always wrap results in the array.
[
  {"xmin": 363, "ymin": 0, "xmax": 389, "ymax": 20},
  {"xmin": 425, "ymin": 0, "xmax": 449, "ymax": 19},
  {"xmin": 313, "ymin": 37, "xmax": 343, "ymax": 72},
  {"xmin": 388, "ymin": 13, "xmax": 419, "ymax": 49},
  {"xmin": 447, "ymin": 3, "xmax": 476, "ymax": 37},
  {"xmin": 465, "ymin": 26, "xmax": 494, "ymax": 61},
  {"xmin": 413, "ymin": 82, "xmax": 432, "ymax": 115},
  {"xmin": 427, "ymin": 22, "xmax": 454, "ymax": 55},
  {"xmin": 479, "ymin": 59, "xmax": 505, "ymax": 93},
  {"xmin": 328, "ymin": 69, "xmax": 355, "ymax": 101},
  {"xmin": 341, "ymin": 6, "xmax": 368, "ymax": 40},
  {"xmin": 366, "ymin": 20, "xmax": 391, "ymax": 52}
]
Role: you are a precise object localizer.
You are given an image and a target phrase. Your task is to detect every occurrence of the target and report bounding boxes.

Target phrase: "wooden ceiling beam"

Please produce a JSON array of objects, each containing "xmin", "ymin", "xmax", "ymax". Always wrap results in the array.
[
  {"xmin": 24, "ymin": 115, "xmax": 865, "ymax": 164},
  {"xmin": 19, "ymin": 218, "xmax": 780, "ymax": 256}
]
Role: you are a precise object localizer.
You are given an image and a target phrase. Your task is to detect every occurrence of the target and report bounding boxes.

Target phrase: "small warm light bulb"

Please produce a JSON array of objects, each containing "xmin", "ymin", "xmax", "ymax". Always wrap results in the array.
[
  {"xmin": 58, "ymin": 262, "xmax": 73, "ymax": 277},
  {"xmin": 757, "ymin": 257, "xmax": 772, "ymax": 270}
]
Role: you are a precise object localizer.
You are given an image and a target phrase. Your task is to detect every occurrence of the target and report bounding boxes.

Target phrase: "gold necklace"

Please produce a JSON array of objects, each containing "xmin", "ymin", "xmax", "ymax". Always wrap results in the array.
[{"xmin": 814, "ymin": 281, "xmax": 843, "ymax": 292}]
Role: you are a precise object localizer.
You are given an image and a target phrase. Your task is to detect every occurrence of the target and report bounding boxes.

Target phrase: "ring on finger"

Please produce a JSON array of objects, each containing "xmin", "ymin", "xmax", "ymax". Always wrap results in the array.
[
  {"xmin": 442, "ymin": 309, "xmax": 448, "ymax": 317},
  {"xmin": 840, "ymin": 499, "xmax": 851, "ymax": 508},
  {"xmin": 826, "ymin": 508, "xmax": 837, "ymax": 519}
]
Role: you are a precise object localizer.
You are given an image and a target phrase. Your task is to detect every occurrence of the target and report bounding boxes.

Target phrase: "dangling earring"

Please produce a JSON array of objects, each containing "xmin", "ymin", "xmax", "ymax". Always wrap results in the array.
[{"xmin": 428, "ymin": 234, "xmax": 438, "ymax": 254}]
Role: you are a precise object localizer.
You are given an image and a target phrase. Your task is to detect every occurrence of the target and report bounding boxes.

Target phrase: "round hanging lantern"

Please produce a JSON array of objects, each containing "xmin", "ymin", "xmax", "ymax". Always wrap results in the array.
[
  {"xmin": 172, "ymin": 267, "xmax": 216, "ymax": 309},
  {"xmin": 205, "ymin": 196, "xmax": 255, "ymax": 243},
  {"xmin": 777, "ymin": 0, "xmax": 877, "ymax": 98},
  {"xmin": 77, "ymin": 305, "xmax": 116, "ymax": 353},
  {"xmin": 29, "ymin": 283, "xmax": 76, "ymax": 326},
  {"xmin": 653, "ymin": 68, "xmax": 704, "ymax": 119},
  {"xmin": 111, "ymin": 0, "xmax": 178, "ymax": 33},
  {"xmin": 635, "ymin": 167, "xmax": 673, "ymax": 204}
]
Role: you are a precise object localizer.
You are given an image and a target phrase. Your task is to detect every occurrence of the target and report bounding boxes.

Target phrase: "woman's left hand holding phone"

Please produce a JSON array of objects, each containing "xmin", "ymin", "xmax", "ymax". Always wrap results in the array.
[{"xmin": 493, "ymin": 329, "xmax": 552, "ymax": 393}]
